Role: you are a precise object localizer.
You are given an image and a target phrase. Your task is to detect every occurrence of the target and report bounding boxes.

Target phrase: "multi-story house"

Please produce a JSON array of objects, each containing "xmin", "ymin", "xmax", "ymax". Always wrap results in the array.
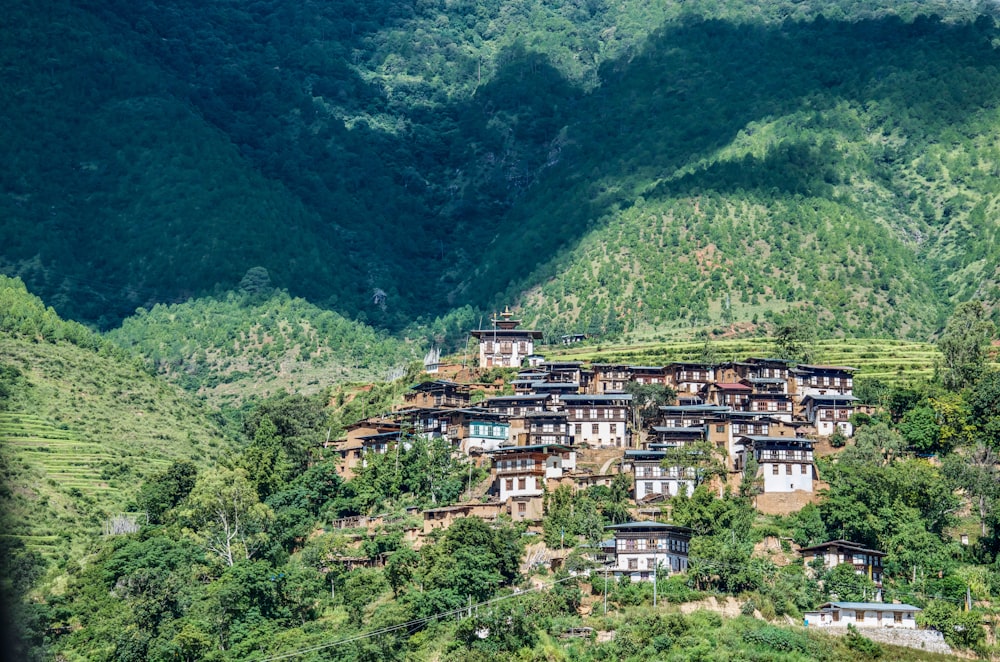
[
  {"xmin": 705, "ymin": 382, "xmax": 753, "ymax": 409},
  {"xmin": 471, "ymin": 307, "xmax": 543, "ymax": 368},
  {"xmin": 482, "ymin": 394, "xmax": 550, "ymax": 417},
  {"xmin": 624, "ymin": 449, "xmax": 697, "ymax": 501},
  {"xmin": 629, "ymin": 366, "xmax": 669, "ymax": 386},
  {"xmin": 792, "ymin": 364, "xmax": 856, "ymax": 399},
  {"xmin": 799, "ymin": 539, "xmax": 886, "ymax": 599},
  {"xmin": 403, "ymin": 380, "xmax": 471, "ymax": 409},
  {"xmin": 604, "ymin": 522, "xmax": 692, "ymax": 580},
  {"xmin": 489, "ymin": 444, "xmax": 577, "ymax": 518},
  {"xmin": 747, "ymin": 392, "xmax": 795, "ymax": 422},
  {"xmin": 734, "ymin": 435, "xmax": 816, "ymax": 495},
  {"xmin": 802, "ymin": 393, "xmax": 858, "ymax": 437},
  {"xmin": 525, "ymin": 411, "xmax": 571, "ymax": 446},
  {"xmin": 444, "ymin": 409, "xmax": 511, "ymax": 454},
  {"xmin": 657, "ymin": 404, "xmax": 731, "ymax": 428},
  {"xmin": 561, "ymin": 393, "xmax": 632, "ymax": 447},
  {"xmin": 647, "ymin": 426, "xmax": 705, "ymax": 448},
  {"xmin": 666, "ymin": 362, "xmax": 716, "ymax": 394},
  {"xmin": 591, "ymin": 363, "xmax": 630, "ymax": 393}
]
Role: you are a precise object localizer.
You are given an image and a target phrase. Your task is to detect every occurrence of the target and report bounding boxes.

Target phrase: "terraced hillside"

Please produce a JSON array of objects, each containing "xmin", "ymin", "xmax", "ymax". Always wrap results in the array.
[
  {"xmin": 0, "ymin": 335, "xmax": 233, "ymax": 563},
  {"xmin": 541, "ymin": 337, "xmax": 961, "ymax": 385}
]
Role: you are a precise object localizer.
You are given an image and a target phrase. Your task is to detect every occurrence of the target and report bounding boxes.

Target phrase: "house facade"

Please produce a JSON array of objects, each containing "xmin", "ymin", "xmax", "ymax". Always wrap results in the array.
[
  {"xmin": 735, "ymin": 436, "xmax": 815, "ymax": 494},
  {"xmin": 561, "ymin": 394, "xmax": 631, "ymax": 447},
  {"xmin": 605, "ymin": 522, "xmax": 692, "ymax": 580},
  {"xmin": 470, "ymin": 307, "xmax": 543, "ymax": 368},
  {"xmin": 624, "ymin": 450, "xmax": 697, "ymax": 501},
  {"xmin": 804, "ymin": 602, "xmax": 920, "ymax": 629},
  {"xmin": 800, "ymin": 539, "xmax": 886, "ymax": 597}
]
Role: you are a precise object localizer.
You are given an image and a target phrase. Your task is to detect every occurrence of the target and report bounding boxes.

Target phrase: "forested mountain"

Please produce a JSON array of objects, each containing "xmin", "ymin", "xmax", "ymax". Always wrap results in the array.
[
  {"xmin": 107, "ymin": 285, "xmax": 419, "ymax": 405},
  {"xmin": 4, "ymin": 0, "xmax": 1000, "ymax": 337}
]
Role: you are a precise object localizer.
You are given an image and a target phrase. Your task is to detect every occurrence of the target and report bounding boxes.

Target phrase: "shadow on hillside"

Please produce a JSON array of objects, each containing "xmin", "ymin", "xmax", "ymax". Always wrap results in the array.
[{"xmin": 471, "ymin": 14, "xmax": 1000, "ymax": 307}]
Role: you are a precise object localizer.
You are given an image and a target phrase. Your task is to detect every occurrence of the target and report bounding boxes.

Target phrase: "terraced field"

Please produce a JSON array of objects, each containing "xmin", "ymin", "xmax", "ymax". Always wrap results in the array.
[
  {"xmin": 539, "ymin": 337, "xmax": 956, "ymax": 385},
  {"xmin": 0, "ymin": 334, "xmax": 234, "ymax": 562}
]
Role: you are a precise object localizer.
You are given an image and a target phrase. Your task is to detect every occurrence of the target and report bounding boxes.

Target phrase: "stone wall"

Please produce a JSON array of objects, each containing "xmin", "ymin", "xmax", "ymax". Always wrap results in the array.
[{"xmin": 817, "ymin": 626, "xmax": 952, "ymax": 656}]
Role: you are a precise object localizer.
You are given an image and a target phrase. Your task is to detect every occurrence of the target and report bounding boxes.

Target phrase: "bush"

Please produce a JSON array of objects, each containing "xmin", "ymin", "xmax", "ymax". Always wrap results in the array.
[
  {"xmin": 742, "ymin": 624, "xmax": 811, "ymax": 654},
  {"xmin": 845, "ymin": 624, "xmax": 882, "ymax": 658}
]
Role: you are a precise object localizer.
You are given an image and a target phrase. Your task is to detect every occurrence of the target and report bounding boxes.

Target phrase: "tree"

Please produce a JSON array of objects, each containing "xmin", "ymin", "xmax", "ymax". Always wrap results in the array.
[
  {"xmin": 238, "ymin": 266, "xmax": 274, "ymax": 299},
  {"xmin": 181, "ymin": 468, "xmax": 274, "ymax": 567},
  {"xmin": 771, "ymin": 309, "xmax": 817, "ymax": 362},
  {"xmin": 967, "ymin": 370, "xmax": 1000, "ymax": 450},
  {"xmin": 938, "ymin": 301, "xmax": 994, "ymax": 391},
  {"xmin": 943, "ymin": 445, "xmax": 1000, "ymax": 536},
  {"xmin": 625, "ymin": 382, "xmax": 676, "ymax": 440},
  {"xmin": 136, "ymin": 460, "xmax": 198, "ymax": 524}
]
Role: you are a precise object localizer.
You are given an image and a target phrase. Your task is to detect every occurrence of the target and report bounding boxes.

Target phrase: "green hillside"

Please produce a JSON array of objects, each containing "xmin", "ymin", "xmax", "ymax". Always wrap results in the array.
[
  {"xmin": 0, "ymin": 277, "xmax": 233, "ymax": 562},
  {"xmin": 4, "ymin": 0, "xmax": 1000, "ymax": 338},
  {"xmin": 107, "ymin": 288, "xmax": 420, "ymax": 406}
]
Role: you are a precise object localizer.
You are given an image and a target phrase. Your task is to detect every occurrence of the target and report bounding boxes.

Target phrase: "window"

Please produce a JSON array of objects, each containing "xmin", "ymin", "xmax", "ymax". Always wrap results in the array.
[
  {"xmin": 644, "ymin": 482, "xmax": 653, "ymax": 494},
  {"xmin": 628, "ymin": 559, "xmax": 638, "ymax": 570},
  {"xmin": 800, "ymin": 464, "xmax": 808, "ymax": 475},
  {"xmin": 517, "ymin": 502, "xmax": 526, "ymax": 514},
  {"xmin": 592, "ymin": 424, "xmax": 599, "ymax": 434},
  {"xmin": 518, "ymin": 478, "xmax": 526, "ymax": 490},
  {"xmin": 894, "ymin": 612, "xmax": 902, "ymax": 624},
  {"xmin": 785, "ymin": 464, "xmax": 792, "ymax": 475},
  {"xmin": 856, "ymin": 611, "xmax": 864, "ymax": 623},
  {"xmin": 833, "ymin": 611, "xmax": 840, "ymax": 623},
  {"xmin": 505, "ymin": 479, "xmax": 513, "ymax": 491},
  {"xmin": 574, "ymin": 424, "xmax": 582, "ymax": 435},
  {"xmin": 518, "ymin": 341, "xmax": 527, "ymax": 353},
  {"xmin": 772, "ymin": 464, "xmax": 779, "ymax": 475},
  {"xmin": 500, "ymin": 341, "xmax": 512, "ymax": 353}
]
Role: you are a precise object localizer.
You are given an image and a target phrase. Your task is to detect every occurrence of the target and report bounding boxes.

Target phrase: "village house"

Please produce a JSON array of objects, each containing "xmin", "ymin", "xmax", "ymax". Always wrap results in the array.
[
  {"xmin": 541, "ymin": 360, "xmax": 587, "ymax": 384},
  {"xmin": 629, "ymin": 365, "xmax": 669, "ymax": 386},
  {"xmin": 443, "ymin": 409, "xmax": 511, "ymax": 454},
  {"xmin": 747, "ymin": 392, "xmax": 795, "ymax": 422},
  {"xmin": 604, "ymin": 522, "xmax": 692, "ymax": 580},
  {"xmin": 802, "ymin": 393, "xmax": 858, "ymax": 437},
  {"xmin": 560, "ymin": 393, "xmax": 632, "ymax": 447},
  {"xmin": 482, "ymin": 393, "xmax": 550, "ymax": 417},
  {"xmin": 470, "ymin": 307, "xmax": 543, "ymax": 368},
  {"xmin": 792, "ymin": 364, "xmax": 856, "ymax": 399},
  {"xmin": 528, "ymin": 380, "xmax": 581, "ymax": 404},
  {"xmin": 704, "ymin": 382, "xmax": 753, "ymax": 409},
  {"xmin": 525, "ymin": 411, "xmax": 572, "ymax": 446},
  {"xmin": 800, "ymin": 539, "xmax": 886, "ymax": 599},
  {"xmin": 591, "ymin": 363, "xmax": 631, "ymax": 393},
  {"xmin": 804, "ymin": 602, "xmax": 920, "ymax": 629},
  {"xmin": 657, "ymin": 404, "xmax": 730, "ymax": 428},
  {"xmin": 735, "ymin": 436, "xmax": 816, "ymax": 495},
  {"xmin": 488, "ymin": 444, "xmax": 577, "ymax": 519},
  {"xmin": 403, "ymin": 380, "xmax": 471, "ymax": 409},
  {"xmin": 623, "ymin": 449, "xmax": 697, "ymax": 501},
  {"xmin": 647, "ymin": 426, "xmax": 705, "ymax": 448},
  {"xmin": 666, "ymin": 361, "xmax": 716, "ymax": 394}
]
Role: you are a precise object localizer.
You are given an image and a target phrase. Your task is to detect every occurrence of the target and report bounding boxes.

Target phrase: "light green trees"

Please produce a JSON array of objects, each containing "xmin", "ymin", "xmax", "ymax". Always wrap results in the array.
[
  {"xmin": 938, "ymin": 300, "xmax": 995, "ymax": 391},
  {"xmin": 181, "ymin": 468, "xmax": 274, "ymax": 567}
]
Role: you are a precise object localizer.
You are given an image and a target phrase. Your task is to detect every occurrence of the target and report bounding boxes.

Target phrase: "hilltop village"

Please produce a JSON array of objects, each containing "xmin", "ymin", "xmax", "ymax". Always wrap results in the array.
[{"xmin": 327, "ymin": 310, "xmax": 917, "ymax": 627}]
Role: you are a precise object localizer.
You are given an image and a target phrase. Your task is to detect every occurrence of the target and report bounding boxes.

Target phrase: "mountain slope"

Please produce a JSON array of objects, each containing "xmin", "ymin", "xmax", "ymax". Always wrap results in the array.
[
  {"xmin": 0, "ymin": 277, "xmax": 233, "ymax": 560},
  {"xmin": 107, "ymin": 290, "xmax": 420, "ymax": 405},
  {"xmin": 3, "ymin": 0, "xmax": 1000, "ymax": 336}
]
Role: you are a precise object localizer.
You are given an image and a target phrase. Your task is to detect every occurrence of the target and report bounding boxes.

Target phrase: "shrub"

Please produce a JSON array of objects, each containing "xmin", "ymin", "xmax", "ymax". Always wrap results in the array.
[{"xmin": 845, "ymin": 624, "xmax": 882, "ymax": 658}]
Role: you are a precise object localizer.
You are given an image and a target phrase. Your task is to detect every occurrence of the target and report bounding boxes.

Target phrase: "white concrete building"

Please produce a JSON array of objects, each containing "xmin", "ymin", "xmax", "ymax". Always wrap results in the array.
[
  {"xmin": 470, "ymin": 307, "xmax": 542, "ymax": 368},
  {"xmin": 802, "ymin": 394, "xmax": 858, "ymax": 437},
  {"xmin": 735, "ymin": 436, "xmax": 815, "ymax": 494},
  {"xmin": 561, "ymin": 393, "xmax": 631, "ymax": 447},
  {"xmin": 804, "ymin": 602, "xmax": 920, "ymax": 629}
]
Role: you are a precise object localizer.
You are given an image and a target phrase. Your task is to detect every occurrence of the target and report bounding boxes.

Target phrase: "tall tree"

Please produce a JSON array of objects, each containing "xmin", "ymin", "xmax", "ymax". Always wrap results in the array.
[
  {"xmin": 181, "ymin": 469, "xmax": 274, "ymax": 567},
  {"xmin": 938, "ymin": 301, "xmax": 994, "ymax": 391}
]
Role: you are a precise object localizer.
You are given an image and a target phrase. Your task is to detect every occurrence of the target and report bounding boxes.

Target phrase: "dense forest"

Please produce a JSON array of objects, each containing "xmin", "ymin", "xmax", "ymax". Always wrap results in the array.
[{"xmin": 3, "ymin": 0, "xmax": 1000, "ymax": 338}]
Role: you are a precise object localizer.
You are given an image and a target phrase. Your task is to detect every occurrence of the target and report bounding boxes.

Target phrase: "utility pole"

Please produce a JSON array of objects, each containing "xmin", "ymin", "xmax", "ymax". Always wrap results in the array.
[
  {"xmin": 653, "ymin": 543, "xmax": 658, "ymax": 608},
  {"xmin": 604, "ymin": 564, "xmax": 609, "ymax": 615}
]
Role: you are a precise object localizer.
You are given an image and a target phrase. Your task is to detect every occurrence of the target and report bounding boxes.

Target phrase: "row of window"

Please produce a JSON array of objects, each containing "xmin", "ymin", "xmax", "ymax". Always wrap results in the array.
[
  {"xmin": 470, "ymin": 424, "xmax": 508, "ymax": 438},
  {"xmin": 504, "ymin": 477, "xmax": 530, "ymax": 491},
  {"xmin": 769, "ymin": 463, "xmax": 810, "ymax": 475},
  {"xmin": 760, "ymin": 449, "xmax": 810, "ymax": 461},
  {"xmin": 483, "ymin": 341, "xmax": 530, "ymax": 353},
  {"xmin": 571, "ymin": 408, "xmax": 627, "ymax": 419},
  {"xmin": 618, "ymin": 538, "xmax": 689, "ymax": 553},
  {"xmin": 637, "ymin": 466, "xmax": 695, "ymax": 478}
]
